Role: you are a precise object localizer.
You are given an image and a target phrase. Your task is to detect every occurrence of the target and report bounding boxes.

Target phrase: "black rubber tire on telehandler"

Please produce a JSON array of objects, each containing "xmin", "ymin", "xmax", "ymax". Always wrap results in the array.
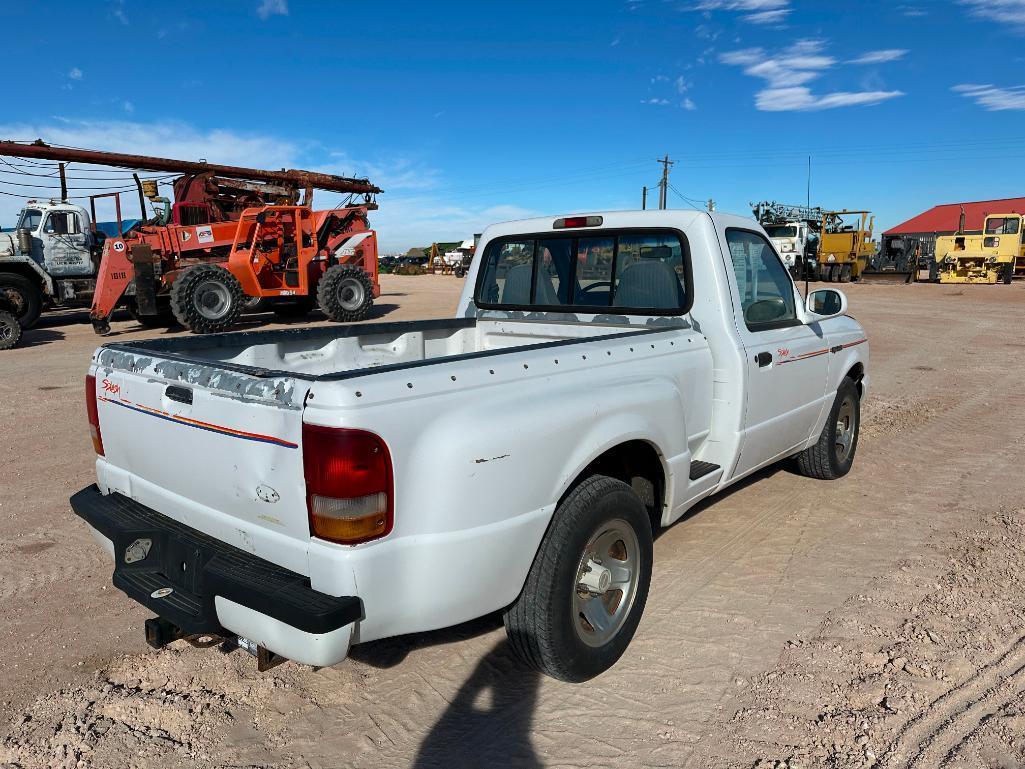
[
  {"xmin": 317, "ymin": 265, "xmax": 374, "ymax": 323},
  {"xmin": 169, "ymin": 264, "xmax": 244, "ymax": 334},
  {"xmin": 795, "ymin": 377, "xmax": 860, "ymax": 480}
]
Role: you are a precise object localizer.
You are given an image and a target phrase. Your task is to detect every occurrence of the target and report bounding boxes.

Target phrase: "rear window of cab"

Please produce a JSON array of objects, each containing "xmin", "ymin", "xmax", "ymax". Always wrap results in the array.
[{"xmin": 475, "ymin": 229, "xmax": 692, "ymax": 315}]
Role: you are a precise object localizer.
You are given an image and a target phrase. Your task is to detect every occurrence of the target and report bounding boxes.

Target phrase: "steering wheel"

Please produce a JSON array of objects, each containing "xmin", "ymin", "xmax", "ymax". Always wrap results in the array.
[{"xmin": 576, "ymin": 281, "xmax": 612, "ymax": 296}]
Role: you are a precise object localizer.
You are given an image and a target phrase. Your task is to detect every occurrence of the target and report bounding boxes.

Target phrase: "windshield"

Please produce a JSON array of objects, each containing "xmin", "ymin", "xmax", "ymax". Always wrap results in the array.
[
  {"xmin": 764, "ymin": 225, "xmax": 797, "ymax": 238},
  {"xmin": 16, "ymin": 208, "xmax": 42, "ymax": 231},
  {"xmin": 985, "ymin": 217, "xmax": 1020, "ymax": 235}
]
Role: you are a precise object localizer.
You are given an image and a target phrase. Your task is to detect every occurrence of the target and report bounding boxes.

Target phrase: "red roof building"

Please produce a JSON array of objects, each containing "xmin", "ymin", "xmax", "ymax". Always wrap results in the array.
[{"xmin": 885, "ymin": 197, "xmax": 1025, "ymax": 236}]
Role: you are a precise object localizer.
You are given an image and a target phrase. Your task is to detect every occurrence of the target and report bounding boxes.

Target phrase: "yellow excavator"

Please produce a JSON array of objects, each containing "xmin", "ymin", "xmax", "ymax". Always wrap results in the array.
[
  {"xmin": 934, "ymin": 211, "xmax": 1025, "ymax": 284},
  {"xmin": 817, "ymin": 210, "xmax": 876, "ymax": 283}
]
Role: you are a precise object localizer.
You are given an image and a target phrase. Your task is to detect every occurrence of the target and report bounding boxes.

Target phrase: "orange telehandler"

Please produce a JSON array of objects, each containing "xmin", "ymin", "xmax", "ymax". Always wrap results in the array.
[{"xmin": 0, "ymin": 140, "xmax": 384, "ymax": 334}]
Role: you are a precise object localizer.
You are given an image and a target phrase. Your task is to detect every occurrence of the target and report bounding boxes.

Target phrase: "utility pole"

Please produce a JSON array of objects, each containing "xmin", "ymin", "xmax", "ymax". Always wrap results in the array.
[
  {"xmin": 657, "ymin": 154, "xmax": 674, "ymax": 210},
  {"xmin": 58, "ymin": 163, "xmax": 68, "ymax": 201},
  {"xmin": 707, "ymin": 199, "xmax": 716, "ymax": 212},
  {"xmin": 642, "ymin": 186, "xmax": 648, "ymax": 210}
]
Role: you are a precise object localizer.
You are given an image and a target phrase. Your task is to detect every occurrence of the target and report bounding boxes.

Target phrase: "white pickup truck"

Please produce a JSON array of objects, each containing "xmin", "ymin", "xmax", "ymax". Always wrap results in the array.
[{"xmin": 73, "ymin": 209, "xmax": 868, "ymax": 682}]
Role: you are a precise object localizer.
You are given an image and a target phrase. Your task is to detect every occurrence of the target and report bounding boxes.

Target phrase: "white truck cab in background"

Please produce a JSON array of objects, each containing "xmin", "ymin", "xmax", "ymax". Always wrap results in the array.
[
  {"xmin": 0, "ymin": 199, "xmax": 104, "ymax": 330},
  {"xmin": 73, "ymin": 208, "xmax": 868, "ymax": 682}
]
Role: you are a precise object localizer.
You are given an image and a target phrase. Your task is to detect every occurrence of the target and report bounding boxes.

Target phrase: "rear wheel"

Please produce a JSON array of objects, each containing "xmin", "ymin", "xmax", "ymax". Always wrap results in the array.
[
  {"xmin": 839, "ymin": 264, "xmax": 852, "ymax": 283},
  {"xmin": 169, "ymin": 264, "xmax": 244, "ymax": 334},
  {"xmin": 0, "ymin": 310, "xmax": 22, "ymax": 350},
  {"xmin": 317, "ymin": 265, "xmax": 374, "ymax": 322},
  {"xmin": 1003, "ymin": 263, "xmax": 1014, "ymax": 285},
  {"xmin": 795, "ymin": 377, "xmax": 860, "ymax": 480},
  {"xmin": 0, "ymin": 272, "xmax": 42, "ymax": 330},
  {"xmin": 504, "ymin": 475, "xmax": 653, "ymax": 682}
]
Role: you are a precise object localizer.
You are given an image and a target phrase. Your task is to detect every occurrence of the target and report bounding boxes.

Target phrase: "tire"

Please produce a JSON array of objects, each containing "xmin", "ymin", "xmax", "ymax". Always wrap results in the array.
[
  {"xmin": 0, "ymin": 310, "xmax": 22, "ymax": 350},
  {"xmin": 316, "ymin": 265, "xmax": 374, "ymax": 322},
  {"xmin": 1003, "ymin": 264, "xmax": 1013, "ymax": 285},
  {"xmin": 169, "ymin": 264, "xmax": 244, "ymax": 334},
  {"xmin": 504, "ymin": 475, "xmax": 653, "ymax": 682},
  {"xmin": 0, "ymin": 272, "xmax": 42, "ymax": 330},
  {"xmin": 795, "ymin": 376, "xmax": 860, "ymax": 480},
  {"xmin": 839, "ymin": 264, "xmax": 852, "ymax": 283},
  {"xmin": 272, "ymin": 295, "xmax": 317, "ymax": 319}
]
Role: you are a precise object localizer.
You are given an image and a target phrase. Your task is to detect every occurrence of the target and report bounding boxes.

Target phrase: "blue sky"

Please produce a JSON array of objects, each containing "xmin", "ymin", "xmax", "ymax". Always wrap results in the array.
[{"xmin": 1, "ymin": 0, "xmax": 1023, "ymax": 250}]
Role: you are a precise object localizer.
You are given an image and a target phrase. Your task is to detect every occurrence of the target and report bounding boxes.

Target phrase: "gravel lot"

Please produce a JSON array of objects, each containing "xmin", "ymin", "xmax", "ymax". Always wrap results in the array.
[{"xmin": 1, "ymin": 275, "xmax": 1024, "ymax": 768}]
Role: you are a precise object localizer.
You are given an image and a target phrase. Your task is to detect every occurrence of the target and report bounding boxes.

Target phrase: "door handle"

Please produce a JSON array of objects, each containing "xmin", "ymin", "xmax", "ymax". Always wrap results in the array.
[
  {"xmin": 165, "ymin": 385, "xmax": 193, "ymax": 405},
  {"xmin": 755, "ymin": 351, "xmax": 773, "ymax": 367}
]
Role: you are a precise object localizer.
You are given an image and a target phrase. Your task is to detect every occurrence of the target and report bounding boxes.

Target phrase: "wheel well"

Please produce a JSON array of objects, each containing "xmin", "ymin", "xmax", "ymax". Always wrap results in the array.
[
  {"xmin": 563, "ymin": 440, "xmax": 666, "ymax": 532},
  {"xmin": 0, "ymin": 264, "xmax": 46, "ymax": 293},
  {"xmin": 846, "ymin": 362, "xmax": 865, "ymax": 396}
]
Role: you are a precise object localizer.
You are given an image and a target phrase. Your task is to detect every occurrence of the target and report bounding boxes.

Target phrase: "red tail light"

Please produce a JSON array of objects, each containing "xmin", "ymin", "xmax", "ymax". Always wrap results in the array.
[
  {"xmin": 554, "ymin": 215, "xmax": 603, "ymax": 229},
  {"xmin": 302, "ymin": 424, "xmax": 393, "ymax": 545},
  {"xmin": 85, "ymin": 374, "xmax": 104, "ymax": 456}
]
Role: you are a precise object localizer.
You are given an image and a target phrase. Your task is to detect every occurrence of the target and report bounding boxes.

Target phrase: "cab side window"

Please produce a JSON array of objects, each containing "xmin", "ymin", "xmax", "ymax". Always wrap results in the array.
[
  {"xmin": 726, "ymin": 229, "xmax": 798, "ymax": 330},
  {"xmin": 43, "ymin": 211, "xmax": 82, "ymax": 235}
]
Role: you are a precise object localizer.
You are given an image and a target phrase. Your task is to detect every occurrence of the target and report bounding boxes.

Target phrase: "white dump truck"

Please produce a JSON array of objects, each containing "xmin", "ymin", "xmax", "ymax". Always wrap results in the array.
[
  {"xmin": 0, "ymin": 199, "xmax": 106, "ymax": 330},
  {"xmin": 73, "ymin": 209, "xmax": 868, "ymax": 682}
]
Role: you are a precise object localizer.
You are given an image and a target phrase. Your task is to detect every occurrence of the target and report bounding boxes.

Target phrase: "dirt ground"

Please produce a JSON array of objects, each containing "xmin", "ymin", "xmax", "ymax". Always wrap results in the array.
[{"xmin": 1, "ymin": 275, "xmax": 1024, "ymax": 769}]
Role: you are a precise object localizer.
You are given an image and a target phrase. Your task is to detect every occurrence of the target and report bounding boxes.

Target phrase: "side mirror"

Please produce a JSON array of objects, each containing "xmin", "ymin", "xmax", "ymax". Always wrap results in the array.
[{"xmin": 805, "ymin": 288, "xmax": 847, "ymax": 320}]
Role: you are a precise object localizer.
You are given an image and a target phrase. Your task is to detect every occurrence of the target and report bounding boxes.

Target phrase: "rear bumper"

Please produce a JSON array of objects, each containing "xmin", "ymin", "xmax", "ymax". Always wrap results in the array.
[{"xmin": 70, "ymin": 484, "xmax": 362, "ymax": 665}]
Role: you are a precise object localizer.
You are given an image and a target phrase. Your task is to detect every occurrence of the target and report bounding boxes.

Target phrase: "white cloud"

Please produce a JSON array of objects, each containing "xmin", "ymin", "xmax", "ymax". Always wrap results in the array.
[
  {"xmin": 68, "ymin": 68, "xmax": 83, "ymax": 80},
  {"xmin": 720, "ymin": 39, "xmax": 904, "ymax": 111},
  {"xmin": 256, "ymin": 0, "xmax": 288, "ymax": 19},
  {"xmin": 110, "ymin": 0, "xmax": 128, "ymax": 25},
  {"xmin": 675, "ymin": 75, "xmax": 691, "ymax": 93},
  {"xmin": 952, "ymin": 83, "xmax": 1025, "ymax": 110},
  {"xmin": 849, "ymin": 49, "xmax": 908, "ymax": 65},
  {"xmin": 693, "ymin": 0, "xmax": 791, "ymax": 24},
  {"xmin": 755, "ymin": 87, "xmax": 904, "ymax": 111},
  {"xmin": 960, "ymin": 0, "xmax": 1025, "ymax": 25},
  {"xmin": 682, "ymin": 98, "xmax": 697, "ymax": 110},
  {"xmin": 640, "ymin": 98, "xmax": 670, "ymax": 105}
]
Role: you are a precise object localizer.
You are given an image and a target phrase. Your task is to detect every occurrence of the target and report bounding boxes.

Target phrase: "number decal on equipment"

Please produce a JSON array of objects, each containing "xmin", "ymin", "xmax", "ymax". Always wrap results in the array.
[
  {"xmin": 112, "ymin": 242, "xmax": 126, "ymax": 252},
  {"xmin": 101, "ymin": 379, "xmax": 120, "ymax": 396}
]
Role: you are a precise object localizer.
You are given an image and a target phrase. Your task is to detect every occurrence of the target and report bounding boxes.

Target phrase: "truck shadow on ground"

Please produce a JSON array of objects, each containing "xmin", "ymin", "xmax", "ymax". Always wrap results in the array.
[
  {"xmin": 411, "ymin": 639, "xmax": 543, "ymax": 769},
  {"xmin": 15, "ymin": 328, "xmax": 65, "ymax": 348},
  {"xmin": 350, "ymin": 615, "xmax": 543, "ymax": 767}
]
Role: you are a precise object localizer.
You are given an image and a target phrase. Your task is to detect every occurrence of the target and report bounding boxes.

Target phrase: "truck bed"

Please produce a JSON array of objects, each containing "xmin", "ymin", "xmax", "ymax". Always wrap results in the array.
[{"xmin": 102, "ymin": 316, "xmax": 673, "ymax": 381}]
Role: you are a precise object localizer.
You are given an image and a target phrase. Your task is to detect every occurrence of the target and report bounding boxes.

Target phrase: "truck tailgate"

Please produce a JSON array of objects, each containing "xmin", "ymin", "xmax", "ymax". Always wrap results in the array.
[{"xmin": 92, "ymin": 348, "xmax": 311, "ymax": 553}]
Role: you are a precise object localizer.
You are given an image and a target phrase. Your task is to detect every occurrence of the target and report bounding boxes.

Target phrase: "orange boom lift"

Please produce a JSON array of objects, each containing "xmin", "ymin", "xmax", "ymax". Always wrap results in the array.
[{"xmin": 0, "ymin": 140, "xmax": 383, "ymax": 334}]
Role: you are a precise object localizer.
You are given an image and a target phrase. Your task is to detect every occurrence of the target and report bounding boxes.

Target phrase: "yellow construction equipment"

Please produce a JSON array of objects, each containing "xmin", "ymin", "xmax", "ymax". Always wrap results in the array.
[
  {"xmin": 818, "ymin": 210, "xmax": 876, "ymax": 283},
  {"xmin": 934, "ymin": 212, "xmax": 1025, "ymax": 284}
]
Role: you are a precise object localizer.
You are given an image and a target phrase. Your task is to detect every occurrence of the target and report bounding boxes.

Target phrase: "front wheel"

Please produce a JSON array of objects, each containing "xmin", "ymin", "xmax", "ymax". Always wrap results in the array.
[
  {"xmin": 317, "ymin": 265, "xmax": 374, "ymax": 322},
  {"xmin": 169, "ymin": 264, "xmax": 244, "ymax": 334},
  {"xmin": 504, "ymin": 475, "xmax": 653, "ymax": 682},
  {"xmin": 0, "ymin": 272, "xmax": 42, "ymax": 330},
  {"xmin": 795, "ymin": 376, "xmax": 860, "ymax": 480}
]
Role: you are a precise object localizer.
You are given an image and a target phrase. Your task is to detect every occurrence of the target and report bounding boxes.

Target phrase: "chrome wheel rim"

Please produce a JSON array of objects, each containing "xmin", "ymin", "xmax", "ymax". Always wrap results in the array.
[
  {"xmin": 835, "ymin": 397, "xmax": 856, "ymax": 462},
  {"xmin": 193, "ymin": 279, "xmax": 232, "ymax": 320},
  {"xmin": 338, "ymin": 278, "xmax": 366, "ymax": 312},
  {"xmin": 573, "ymin": 519, "xmax": 641, "ymax": 648}
]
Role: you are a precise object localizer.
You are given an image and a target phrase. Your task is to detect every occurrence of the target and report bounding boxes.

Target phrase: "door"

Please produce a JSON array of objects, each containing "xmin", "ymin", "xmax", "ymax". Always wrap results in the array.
[
  {"xmin": 722, "ymin": 227, "xmax": 830, "ymax": 477},
  {"xmin": 41, "ymin": 210, "xmax": 91, "ymax": 277}
]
